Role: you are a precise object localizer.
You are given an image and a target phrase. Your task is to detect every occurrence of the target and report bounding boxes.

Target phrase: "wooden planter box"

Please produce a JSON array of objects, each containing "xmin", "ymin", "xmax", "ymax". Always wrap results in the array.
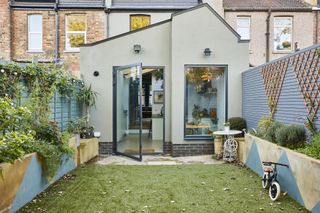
[
  {"xmin": 78, "ymin": 138, "xmax": 99, "ymax": 165},
  {"xmin": 0, "ymin": 137, "xmax": 77, "ymax": 213},
  {"xmin": 243, "ymin": 134, "xmax": 320, "ymax": 212}
]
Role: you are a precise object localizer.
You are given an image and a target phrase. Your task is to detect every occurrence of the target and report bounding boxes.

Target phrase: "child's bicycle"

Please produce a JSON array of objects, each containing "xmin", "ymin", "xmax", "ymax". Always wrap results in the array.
[{"xmin": 261, "ymin": 161, "xmax": 289, "ymax": 201}]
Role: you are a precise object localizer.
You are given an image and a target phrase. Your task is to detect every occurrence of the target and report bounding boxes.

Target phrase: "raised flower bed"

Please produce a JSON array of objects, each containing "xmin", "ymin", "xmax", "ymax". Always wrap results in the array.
[
  {"xmin": 0, "ymin": 137, "xmax": 77, "ymax": 213},
  {"xmin": 242, "ymin": 134, "xmax": 320, "ymax": 212}
]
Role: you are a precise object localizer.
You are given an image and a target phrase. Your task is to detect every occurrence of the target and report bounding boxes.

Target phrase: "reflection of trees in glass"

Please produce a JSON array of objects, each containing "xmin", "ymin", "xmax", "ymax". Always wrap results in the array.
[
  {"xmin": 66, "ymin": 15, "xmax": 86, "ymax": 48},
  {"xmin": 67, "ymin": 16, "xmax": 86, "ymax": 31},
  {"xmin": 186, "ymin": 67, "xmax": 224, "ymax": 95},
  {"xmin": 130, "ymin": 15, "xmax": 150, "ymax": 31},
  {"xmin": 68, "ymin": 34, "xmax": 85, "ymax": 48},
  {"xmin": 274, "ymin": 18, "xmax": 292, "ymax": 51}
]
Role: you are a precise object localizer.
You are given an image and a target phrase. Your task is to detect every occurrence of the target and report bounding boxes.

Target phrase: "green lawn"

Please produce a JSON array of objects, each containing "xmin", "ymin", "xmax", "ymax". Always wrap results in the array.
[{"xmin": 19, "ymin": 164, "xmax": 307, "ymax": 213}]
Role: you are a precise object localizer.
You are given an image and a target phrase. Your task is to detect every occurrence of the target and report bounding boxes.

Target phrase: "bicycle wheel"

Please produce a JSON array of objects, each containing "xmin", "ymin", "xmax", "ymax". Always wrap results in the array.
[
  {"xmin": 269, "ymin": 181, "xmax": 281, "ymax": 201},
  {"xmin": 262, "ymin": 172, "xmax": 270, "ymax": 189}
]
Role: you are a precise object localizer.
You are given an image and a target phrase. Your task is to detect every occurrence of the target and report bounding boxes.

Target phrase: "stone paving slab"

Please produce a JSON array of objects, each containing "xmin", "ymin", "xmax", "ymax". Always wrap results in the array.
[{"xmin": 96, "ymin": 155, "xmax": 223, "ymax": 165}]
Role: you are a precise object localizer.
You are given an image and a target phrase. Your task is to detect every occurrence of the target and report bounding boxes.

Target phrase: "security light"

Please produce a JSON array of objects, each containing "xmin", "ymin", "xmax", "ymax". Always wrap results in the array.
[
  {"xmin": 204, "ymin": 48, "xmax": 212, "ymax": 56},
  {"xmin": 134, "ymin": 44, "xmax": 141, "ymax": 54},
  {"xmin": 93, "ymin": 70, "xmax": 99, "ymax": 77}
]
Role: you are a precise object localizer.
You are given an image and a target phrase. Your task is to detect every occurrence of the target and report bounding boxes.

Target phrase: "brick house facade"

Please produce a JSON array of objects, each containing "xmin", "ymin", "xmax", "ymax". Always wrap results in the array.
[
  {"xmin": 0, "ymin": 0, "xmax": 11, "ymax": 60},
  {"xmin": 8, "ymin": 0, "xmax": 106, "ymax": 76},
  {"xmin": 315, "ymin": 1, "xmax": 320, "ymax": 43}
]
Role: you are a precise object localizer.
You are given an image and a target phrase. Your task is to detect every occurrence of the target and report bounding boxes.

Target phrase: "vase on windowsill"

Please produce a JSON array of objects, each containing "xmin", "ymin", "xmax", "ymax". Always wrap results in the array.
[{"xmin": 224, "ymin": 122, "xmax": 230, "ymax": 132}]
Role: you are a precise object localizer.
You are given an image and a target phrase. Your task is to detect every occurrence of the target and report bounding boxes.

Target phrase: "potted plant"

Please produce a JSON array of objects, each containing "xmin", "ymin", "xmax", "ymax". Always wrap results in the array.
[
  {"xmin": 224, "ymin": 121, "xmax": 230, "ymax": 132},
  {"xmin": 77, "ymin": 84, "xmax": 97, "ymax": 129}
]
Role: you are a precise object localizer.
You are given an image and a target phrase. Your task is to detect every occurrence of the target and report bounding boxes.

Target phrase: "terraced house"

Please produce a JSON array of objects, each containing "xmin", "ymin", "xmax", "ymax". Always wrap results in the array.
[{"xmin": 0, "ymin": 0, "xmax": 319, "ymax": 74}]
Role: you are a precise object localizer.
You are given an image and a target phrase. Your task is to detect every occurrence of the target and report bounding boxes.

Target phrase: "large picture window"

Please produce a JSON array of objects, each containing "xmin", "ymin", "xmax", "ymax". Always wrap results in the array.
[
  {"xmin": 28, "ymin": 15, "xmax": 42, "ymax": 52},
  {"xmin": 65, "ymin": 15, "xmax": 86, "ymax": 51},
  {"xmin": 130, "ymin": 15, "xmax": 151, "ymax": 31},
  {"xmin": 237, "ymin": 17, "xmax": 250, "ymax": 40},
  {"xmin": 185, "ymin": 66, "xmax": 226, "ymax": 140},
  {"xmin": 274, "ymin": 17, "xmax": 293, "ymax": 52}
]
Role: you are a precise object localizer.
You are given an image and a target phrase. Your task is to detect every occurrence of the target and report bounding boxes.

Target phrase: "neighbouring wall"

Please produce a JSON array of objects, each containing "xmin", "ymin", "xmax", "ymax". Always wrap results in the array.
[{"xmin": 242, "ymin": 44, "xmax": 320, "ymax": 130}]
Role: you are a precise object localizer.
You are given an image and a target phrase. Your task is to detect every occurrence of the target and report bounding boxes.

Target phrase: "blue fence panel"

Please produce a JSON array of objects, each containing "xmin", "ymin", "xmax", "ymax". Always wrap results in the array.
[{"xmin": 242, "ymin": 44, "xmax": 320, "ymax": 130}]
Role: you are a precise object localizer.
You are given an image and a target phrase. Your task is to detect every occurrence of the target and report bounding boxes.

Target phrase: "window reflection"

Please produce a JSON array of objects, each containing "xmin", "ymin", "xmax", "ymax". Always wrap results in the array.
[{"xmin": 185, "ymin": 67, "xmax": 225, "ymax": 139}]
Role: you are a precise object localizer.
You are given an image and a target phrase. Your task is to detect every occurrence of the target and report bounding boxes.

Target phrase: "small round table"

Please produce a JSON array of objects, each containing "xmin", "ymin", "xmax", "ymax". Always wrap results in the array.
[{"xmin": 213, "ymin": 130, "xmax": 242, "ymax": 162}]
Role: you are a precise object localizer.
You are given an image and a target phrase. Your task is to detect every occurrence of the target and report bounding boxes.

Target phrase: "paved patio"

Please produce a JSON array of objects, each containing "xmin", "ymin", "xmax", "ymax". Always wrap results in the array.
[{"xmin": 96, "ymin": 155, "xmax": 223, "ymax": 165}]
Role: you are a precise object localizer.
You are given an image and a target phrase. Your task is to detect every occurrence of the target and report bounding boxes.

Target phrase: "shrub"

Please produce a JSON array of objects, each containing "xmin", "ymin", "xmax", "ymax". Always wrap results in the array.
[
  {"xmin": 0, "ymin": 97, "xmax": 33, "ymax": 132},
  {"xmin": 275, "ymin": 124, "xmax": 305, "ymax": 149},
  {"xmin": 257, "ymin": 116, "xmax": 273, "ymax": 137},
  {"xmin": 265, "ymin": 121, "xmax": 284, "ymax": 143},
  {"xmin": 227, "ymin": 117, "xmax": 247, "ymax": 132},
  {"xmin": 298, "ymin": 133, "xmax": 320, "ymax": 160},
  {"xmin": 0, "ymin": 131, "xmax": 35, "ymax": 164},
  {"xmin": 33, "ymin": 139, "xmax": 73, "ymax": 179},
  {"xmin": 34, "ymin": 121, "xmax": 63, "ymax": 145}
]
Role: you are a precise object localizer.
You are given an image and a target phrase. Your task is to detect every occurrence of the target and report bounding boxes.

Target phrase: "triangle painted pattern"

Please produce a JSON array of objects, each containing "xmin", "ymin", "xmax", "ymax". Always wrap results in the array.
[
  {"xmin": 277, "ymin": 152, "xmax": 305, "ymax": 207},
  {"xmin": 245, "ymin": 140, "xmax": 264, "ymax": 176}
]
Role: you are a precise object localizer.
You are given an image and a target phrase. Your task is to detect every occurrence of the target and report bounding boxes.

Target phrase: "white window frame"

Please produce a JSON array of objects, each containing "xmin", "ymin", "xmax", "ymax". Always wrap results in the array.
[
  {"xmin": 273, "ymin": 17, "xmax": 293, "ymax": 53},
  {"xmin": 65, "ymin": 15, "xmax": 87, "ymax": 52},
  {"xmin": 28, "ymin": 15, "xmax": 43, "ymax": 52},
  {"xmin": 237, "ymin": 16, "xmax": 251, "ymax": 40}
]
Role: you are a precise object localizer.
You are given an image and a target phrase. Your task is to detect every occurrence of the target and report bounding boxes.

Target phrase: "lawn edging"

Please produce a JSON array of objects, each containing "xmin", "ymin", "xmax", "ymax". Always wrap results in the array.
[
  {"xmin": 0, "ymin": 136, "xmax": 78, "ymax": 213},
  {"xmin": 242, "ymin": 133, "xmax": 320, "ymax": 212}
]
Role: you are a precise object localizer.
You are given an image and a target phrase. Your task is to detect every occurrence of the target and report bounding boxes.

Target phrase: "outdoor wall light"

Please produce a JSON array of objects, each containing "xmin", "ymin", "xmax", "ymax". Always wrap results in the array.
[
  {"xmin": 204, "ymin": 48, "xmax": 212, "ymax": 56},
  {"xmin": 93, "ymin": 70, "xmax": 99, "ymax": 77},
  {"xmin": 134, "ymin": 44, "xmax": 141, "ymax": 54}
]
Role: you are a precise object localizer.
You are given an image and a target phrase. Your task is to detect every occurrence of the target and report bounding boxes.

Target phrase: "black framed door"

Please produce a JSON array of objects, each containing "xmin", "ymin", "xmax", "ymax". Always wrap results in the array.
[{"xmin": 113, "ymin": 63, "xmax": 143, "ymax": 161}]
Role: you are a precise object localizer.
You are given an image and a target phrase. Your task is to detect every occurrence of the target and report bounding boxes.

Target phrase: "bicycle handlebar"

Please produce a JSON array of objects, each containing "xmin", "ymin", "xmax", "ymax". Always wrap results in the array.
[{"xmin": 262, "ymin": 161, "xmax": 289, "ymax": 168}]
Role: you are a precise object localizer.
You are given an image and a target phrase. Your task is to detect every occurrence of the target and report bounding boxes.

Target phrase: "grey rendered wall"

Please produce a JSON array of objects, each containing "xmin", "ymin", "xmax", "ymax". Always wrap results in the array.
[
  {"xmin": 80, "ymin": 21, "xmax": 172, "ymax": 143},
  {"xmin": 108, "ymin": 12, "xmax": 172, "ymax": 37},
  {"xmin": 242, "ymin": 44, "xmax": 320, "ymax": 130},
  {"xmin": 171, "ymin": 5, "xmax": 249, "ymax": 144}
]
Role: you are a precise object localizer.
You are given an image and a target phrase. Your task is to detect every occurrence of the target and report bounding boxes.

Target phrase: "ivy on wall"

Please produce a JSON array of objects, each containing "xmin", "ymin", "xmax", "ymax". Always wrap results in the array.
[{"xmin": 0, "ymin": 63, "xmax": 84, "ymax": 123}]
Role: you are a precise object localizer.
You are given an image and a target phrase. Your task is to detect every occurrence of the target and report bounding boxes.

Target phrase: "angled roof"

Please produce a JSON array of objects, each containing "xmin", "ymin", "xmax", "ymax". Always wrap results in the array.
[
  {"xmin": 223, "ymin": 0, "xmax": 312, "ymax": 11},
  {"xmin": 82, "ymin": 4, "xmax": 247, "ymax": 47},
  {"xmin": 110, "ymin": 0, "xmax": 200, "ymax": 10}
]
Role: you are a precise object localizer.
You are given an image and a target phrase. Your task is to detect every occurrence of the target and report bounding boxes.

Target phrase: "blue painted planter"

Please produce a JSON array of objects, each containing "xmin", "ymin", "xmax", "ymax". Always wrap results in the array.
[
  {"xmin": 243, "ymin": 134, "xmax": 320, "ymax": 212},
  {"xmin": 0, "ymin": 147, "xmax": 77, "ymax": 213}
]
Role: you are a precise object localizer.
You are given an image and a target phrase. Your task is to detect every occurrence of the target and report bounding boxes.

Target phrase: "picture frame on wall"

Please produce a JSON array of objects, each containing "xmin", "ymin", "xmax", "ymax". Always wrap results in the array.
[{"xmin": 153, "ymin": 90, "xmax": 164, "ymax": 104}]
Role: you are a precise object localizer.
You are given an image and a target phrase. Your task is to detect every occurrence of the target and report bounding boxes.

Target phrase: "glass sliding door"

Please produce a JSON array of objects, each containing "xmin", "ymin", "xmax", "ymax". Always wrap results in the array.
[{"xmin": 114, "ymin": 64, "xmax": 142, "ymax": 161}]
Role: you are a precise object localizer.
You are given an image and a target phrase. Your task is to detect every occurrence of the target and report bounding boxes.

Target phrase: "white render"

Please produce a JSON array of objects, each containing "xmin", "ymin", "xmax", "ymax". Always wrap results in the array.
[{"xmin": 80, "ymin": 4, "xmax": 249, "ymax": 144}]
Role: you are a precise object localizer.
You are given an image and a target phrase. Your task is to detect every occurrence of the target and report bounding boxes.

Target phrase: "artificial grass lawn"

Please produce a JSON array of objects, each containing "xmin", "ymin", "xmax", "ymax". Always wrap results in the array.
[{"xmin": 19, "ymin": 164, "xmax": 307, "ymax": 213}]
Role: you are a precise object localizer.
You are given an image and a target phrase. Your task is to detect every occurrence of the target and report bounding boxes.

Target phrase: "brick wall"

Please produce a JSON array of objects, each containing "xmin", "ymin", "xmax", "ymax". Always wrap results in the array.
[
  {"xmin": 0, "ymin": 0, "xmax": 10, "ymax": 60},
  {"xmin": 11, "ymin": 9, "xmax": 106, "ymax": 76},
  {"xmin": 316, "ymin": 11, "xmax": 320, "ymax": 44}
]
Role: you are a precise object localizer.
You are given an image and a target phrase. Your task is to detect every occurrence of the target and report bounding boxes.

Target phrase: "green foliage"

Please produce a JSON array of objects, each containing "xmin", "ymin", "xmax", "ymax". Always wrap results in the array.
[
  {"xmin": 0, "ymin": 97, "xmax": 33, "ymax": 132},
  {"xmin": 66, "ymin": 118, "xmax": 94, "ymax": 138},
  {"xmin": 298, "ymin": 133, "xmax": 320, "ymax": 160},
  {"xmin": 257, "ymin": 116, "xmax": 273, "ymax": 137},
  {"xmin": 227, "ymin": 117, "xmax": 246, "ymax": 132},
  {"xmin": 0, "ymin": 131, "xmax": 35, "ymax": 164},
  {"xmin": 33, "ymin": 139, "xmax": 73, "ymax": 179},
  {"xmin": 274, "ymin": 125, "xmax": 306, "ymax": 149},
  {"xmin": 0, "ymin": 63, "xmax": 82, "ymax": 178},
  {"xmin": 77, "ymin": 84, "xmax": 97, "ymax": 126},
  {"xmin": 77, "ymin": 84, "xmax": 97, "ymax": 108},
  {"xmin": 305, "ymin": 116, "xmax": 317, "ymax": 136},
  {"xmin": 265, "ymin": 121, "xmax": 284, "ymax": 143},
  {"xmin": 66, "ymin": 118, "xmax": 86, "ymax": 134},
  {"xmin": 34, "ymin": 121, "xmax": 64, "ymax": 146}
]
